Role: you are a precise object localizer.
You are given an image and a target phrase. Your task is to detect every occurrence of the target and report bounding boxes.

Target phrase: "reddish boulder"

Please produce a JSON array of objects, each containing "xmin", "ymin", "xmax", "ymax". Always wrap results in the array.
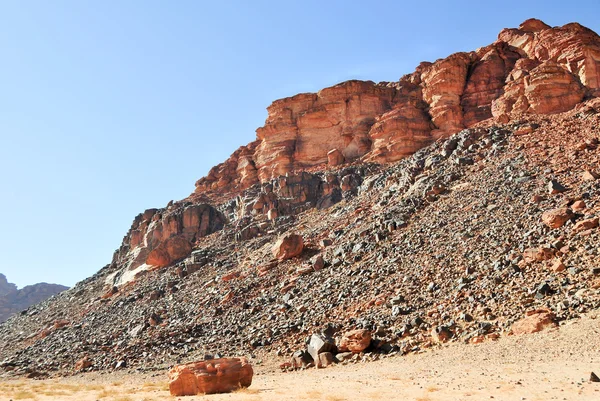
[
  {"xmin": 168, "ymin": 358, "xmax": 253, "ymax": 396},
  {"xmin": 338, "ymin": 329, "xmax": 372, "ymax": 353},
  {"xmin": 511, "ymin": 309, "xmax": 557, "ymax": 335},
  {"xmin": 272, "ymin": 234, "xmax": 304, "ymax": 260},
  {"xmin": 541, "ymin": 207, "xmax": 574, "ymax": 228},
  {"xmin": 572, "ymin": 217, "xmax": 599, "ymax": 233},
  {"xmin": 75, "ymin": 356, "xmax": 93, "ymax": 371}
]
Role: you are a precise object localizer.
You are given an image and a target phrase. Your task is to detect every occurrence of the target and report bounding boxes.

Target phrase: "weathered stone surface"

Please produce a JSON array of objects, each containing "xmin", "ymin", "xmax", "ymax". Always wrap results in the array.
[
  {"xmin": 511, "ymin": 309, "xmax": 557, "ymax": 335},
  {"xmin": 367, "ymin": 103, "xmax": 433, "ymax": 163},
  {"xmin": 3, "ymin": 20, "xmax": 600, "ymax": 379},
  {"xmin": 190, "ymin": 19, "xmax": 599, "ymax": 197},
  {"xmin": 272, "ymin": 234, "xmax": 304, "ymax": 260},
  {"xmin": 338, "ymin": 329, "xmax": 372, "ymax": 353},
  {"xmin": 327, "ymin": 149, "xmax": 345, "ymax": 166},
  {"xmin": 168, "ymin": 358, "xmax": 253, "ymax": 396},
  {"xmin": 498, "ymin": 19, "xmax": 600, "ymax": 92},
  {"xmin": 146, "ymin": 236, "xmax": 193, "ymax": 268}
]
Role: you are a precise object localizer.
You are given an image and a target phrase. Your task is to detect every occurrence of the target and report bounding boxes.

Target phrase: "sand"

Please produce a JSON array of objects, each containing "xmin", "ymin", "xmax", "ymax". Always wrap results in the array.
[{"xmin": 1, "ymin": 314, "xmax": 600, "ymax": 401}]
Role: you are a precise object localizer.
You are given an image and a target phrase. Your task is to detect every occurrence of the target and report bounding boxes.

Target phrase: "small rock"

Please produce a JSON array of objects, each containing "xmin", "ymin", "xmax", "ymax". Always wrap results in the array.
[
  {"xmin": 571, "ymin": 200, "xmax": 586, "ymax": 211},
  {"xmin": 572, "ymin": 217, "xmax": 599, "ymax": 234},
  {"xmin": 547, "ymin": 180, "xmax": 567, "ymax": 194},
  {"xmin": 317, "ymin": 352, "xmax": 335, "ymax": 368},
  {"xmin": 582, "ymin": 170, "xmax": 599, "ymax": 181}
]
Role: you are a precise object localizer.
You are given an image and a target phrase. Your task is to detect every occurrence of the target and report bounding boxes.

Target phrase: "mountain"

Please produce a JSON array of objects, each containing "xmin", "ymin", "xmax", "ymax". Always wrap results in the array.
[
  {"xmin": 0, "ymin": 274, "xmax": 68, "ymax": 323},
  {"xmin": 0, "ymin": 18, "xmax": 599, "ymax": 376}
]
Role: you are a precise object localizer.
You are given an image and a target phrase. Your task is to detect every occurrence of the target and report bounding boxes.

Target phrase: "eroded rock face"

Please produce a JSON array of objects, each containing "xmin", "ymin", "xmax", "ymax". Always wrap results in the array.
[
  {"xmin": 168, "ymin": 358, "xmax": 253, "ymax": 396},
  {"xmin": 146, "ymin": 236, "xmax": 192, "ymax": 268},
  {"xmin": 499, "ymin": 19, "xmax": 600, "ymax": 92},
  {"xmin": 108, "ymin": 203, "xmax": 226, "ymax": 286},
  {"xmin": 192, "ymin": 20, "xmax": 600, "ymax": 198}
]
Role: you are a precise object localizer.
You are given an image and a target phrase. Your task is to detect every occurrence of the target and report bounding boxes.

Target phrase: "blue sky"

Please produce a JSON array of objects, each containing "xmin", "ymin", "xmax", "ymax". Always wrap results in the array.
[{"xmin": 0, "ymin": 1, "xmax": 598, "ymax": 288}]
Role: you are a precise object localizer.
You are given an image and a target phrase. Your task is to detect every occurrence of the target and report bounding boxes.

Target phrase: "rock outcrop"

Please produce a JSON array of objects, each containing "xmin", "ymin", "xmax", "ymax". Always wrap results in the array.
[
  {"xmin": 102, "ymin": 19, "xmax": 600, "ymax": 290},
  {"xmin": 193, "ymin": 19, "xmax": 600, "ymax": 197}
]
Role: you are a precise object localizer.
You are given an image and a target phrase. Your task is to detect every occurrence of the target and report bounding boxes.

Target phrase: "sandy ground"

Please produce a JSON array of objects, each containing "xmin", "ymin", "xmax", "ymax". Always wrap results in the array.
[{"xmin": 2, "ymin": 314, "xmax": 600, "ymax": 401}]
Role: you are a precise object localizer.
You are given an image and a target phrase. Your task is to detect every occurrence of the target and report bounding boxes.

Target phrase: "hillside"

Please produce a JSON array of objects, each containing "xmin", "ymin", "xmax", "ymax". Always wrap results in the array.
[
  {"xmin": 0, "ymin": 18, "xmax": 599, "ymax": 377},
  {"xmin": 0, "ymin": 274, "xmax": 67, "ymax": 323}
]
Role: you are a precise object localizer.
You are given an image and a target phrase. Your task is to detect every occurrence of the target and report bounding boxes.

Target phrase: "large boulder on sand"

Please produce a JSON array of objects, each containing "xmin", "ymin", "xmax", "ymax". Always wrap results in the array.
[{"xmin": 168, "ymin": 357, "xmax": 253, "ymax": 396}]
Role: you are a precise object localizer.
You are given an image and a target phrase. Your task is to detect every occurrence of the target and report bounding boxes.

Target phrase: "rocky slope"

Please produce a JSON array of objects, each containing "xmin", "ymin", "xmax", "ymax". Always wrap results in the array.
[
  {"xmin": 0, "ymin": 19, "xmax": 599, "ymax": 377},
  {"xmin": 0, "ymin": 274, "xmax": 67, "ymax": 323}
]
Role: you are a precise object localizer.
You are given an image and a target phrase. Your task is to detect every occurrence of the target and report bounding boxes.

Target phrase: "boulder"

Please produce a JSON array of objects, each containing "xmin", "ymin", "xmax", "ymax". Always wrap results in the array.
[
  {"xmin": 317, "ymin": 352, "xmax": 335, "ymax": 368},
  {"xmin": 307, "ymin": 333, "xmax": 337, "ymax": 363},
  {"xmin": 511, "ymin": 309, "xmax": 557, "ymax": 335},
  {"xmin": 572, "ymin": 217, "xmax": 599, "ymax": 233},
  {"xmin": 168, "ymin": 358, "xmax": 253, "ymax": 396},
  {"xmin": 272, "ymin": 234, "xmax": 304, "ymax": 260},
  {"xmin": 75, "ymin": 356, "xmax": 93, "ymax": 371},
  {"xmin": 338, "ymin": 329, "xmax": 372, "ymax": 353},
  {"xmin": 541, "ymin": 207, "xmax": 574, "ymax": 228}
]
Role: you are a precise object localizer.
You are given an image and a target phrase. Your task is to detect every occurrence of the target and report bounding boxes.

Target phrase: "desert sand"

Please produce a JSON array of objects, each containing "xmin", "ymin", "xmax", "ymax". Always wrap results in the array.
[{"xmin": 2, "ymin": 314, "xmax": 600, "ymax": 401}]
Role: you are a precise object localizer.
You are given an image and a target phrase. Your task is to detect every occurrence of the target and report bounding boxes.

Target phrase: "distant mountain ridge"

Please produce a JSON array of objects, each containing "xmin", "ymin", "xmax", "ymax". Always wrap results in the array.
[{"xmin": 0, "ymin": 274, "xmax": 68, "ymax": 323}]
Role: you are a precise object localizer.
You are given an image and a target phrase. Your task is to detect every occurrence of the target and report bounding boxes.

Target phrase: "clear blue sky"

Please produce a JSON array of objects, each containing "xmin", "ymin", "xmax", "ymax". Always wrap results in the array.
[{"xmin": 0, "ymin": 1, "xmax": 598, "ymax": 288}]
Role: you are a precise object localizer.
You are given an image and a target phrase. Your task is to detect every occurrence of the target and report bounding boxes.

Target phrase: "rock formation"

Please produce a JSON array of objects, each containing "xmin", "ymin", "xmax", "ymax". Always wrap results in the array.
[
  {"xmin": 0, "ymin": 274, "xmax": 68, "ymax": 323},
  {"xmin": 193, "ymin": 19, "xmax": 600, "ymax": 198},
  {"xmin": 100, "ymin": 18, "xmax": 600, "ymax": 290},
  {"xmin": 1, "ymin": 19, "xmax": 600, "ymax": 377}
]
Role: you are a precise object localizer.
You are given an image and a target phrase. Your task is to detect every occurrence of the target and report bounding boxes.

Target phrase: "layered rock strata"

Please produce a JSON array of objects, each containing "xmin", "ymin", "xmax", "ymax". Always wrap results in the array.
[{"xmin": 194, "ymin": 19, "xmax": 600, "ymax": 197}]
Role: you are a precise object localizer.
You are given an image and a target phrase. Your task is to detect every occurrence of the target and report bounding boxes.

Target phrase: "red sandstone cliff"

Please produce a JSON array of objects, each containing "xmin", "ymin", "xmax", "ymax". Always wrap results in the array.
[
  {"xmin": 107, "ymin": 19, "xmax": 600, "ymax": 286},
  {"xmin": 193, "ymin": 19, "xmax": 600, "ymax": 196}
]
